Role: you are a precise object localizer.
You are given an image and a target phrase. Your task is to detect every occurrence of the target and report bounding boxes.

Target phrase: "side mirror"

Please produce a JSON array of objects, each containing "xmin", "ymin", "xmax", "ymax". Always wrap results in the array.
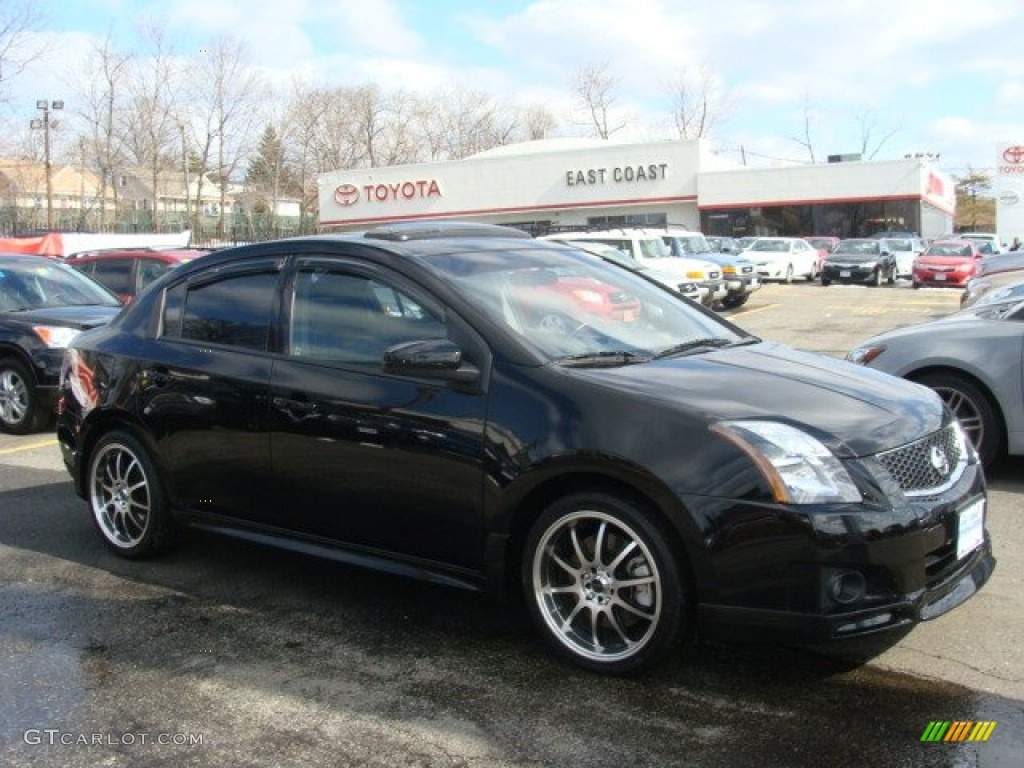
[{"xmin": 383, "ymin": 339, "xmax": 480, "ymax": 383}]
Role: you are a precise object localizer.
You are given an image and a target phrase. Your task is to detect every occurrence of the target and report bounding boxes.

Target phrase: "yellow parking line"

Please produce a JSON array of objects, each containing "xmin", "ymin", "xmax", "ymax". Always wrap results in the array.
[
  {"xmin": 734, "ymin": 303, "xmax": 781, "ymax": 316},
  {"xmin": 0, "ymin": 439, "xmax": 58, "ymax": 456}
]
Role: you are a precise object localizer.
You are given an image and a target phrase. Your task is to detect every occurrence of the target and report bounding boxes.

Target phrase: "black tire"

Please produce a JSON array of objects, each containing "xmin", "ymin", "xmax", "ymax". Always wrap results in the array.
[
  {"xmin": 86, "ymin": 430, "xmax": 176, "ymax": 558},
  {"xmin": 915, "ymin": 372, "xmax": 1003, "ymax": 468},
  {"xmin": 886, "ymin": 266, "xmax": 896, "ymax": 285},
  {"xmin": 821, "ymin": 277, "xmax": 831, "ymax": 287},
  {"xmin": 0, "ymin": 358, "xmax": 50, "ymax": 434},
  {"xmin": 721, "ymin": 293, "xmax": 749, "ymax": 309},
  {"xmin": 872, "ymin": 268, "xmax": 882, "ymax": 287},
  {"xmin": 522, "ymin": 491, "xmax": 687, "ymax": 674}
]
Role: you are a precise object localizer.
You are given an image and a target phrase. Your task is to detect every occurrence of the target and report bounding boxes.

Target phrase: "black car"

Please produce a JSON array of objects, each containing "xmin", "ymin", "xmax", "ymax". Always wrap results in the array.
[
  {"xmin": 0, "ymin": 254, "xmax": 122, "ymax": 433},
  {"xmin": 821, "ymin": 238, "xmax": 898, "ymax": 286},
  {"xmin": 57, "ymin": 222, "xmax": 994, "ymax": 673}
]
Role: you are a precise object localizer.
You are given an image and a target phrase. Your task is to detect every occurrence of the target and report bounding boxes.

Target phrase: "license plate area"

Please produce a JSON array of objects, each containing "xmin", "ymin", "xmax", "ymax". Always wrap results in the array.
[{"xmin": 956, "ymin": 498, "xmax": 985, "ymax": 560}]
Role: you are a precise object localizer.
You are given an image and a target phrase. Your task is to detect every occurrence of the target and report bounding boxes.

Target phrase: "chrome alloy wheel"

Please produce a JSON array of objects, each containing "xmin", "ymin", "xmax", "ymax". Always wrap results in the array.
[
  {"xmin": 933, "ymin": 385, "xmax": 985, "ymax": 456},
  {"xmin": 531, "ymin": 510, "xmax": 662, "ymax": 663},
  {"xmin": 89, "ymin": 441, "xmax": 153, "ymax": 549},
  {"xmin": 0, "ymin": 367, "xmax": 30, "ymax": 427}
]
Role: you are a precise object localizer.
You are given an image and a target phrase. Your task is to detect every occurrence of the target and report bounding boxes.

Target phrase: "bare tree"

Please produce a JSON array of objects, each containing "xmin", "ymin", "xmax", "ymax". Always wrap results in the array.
[
  {"xmin": 573, "ymin": 62, "xmax": 623, "ymax": 139},
  {"xmin": 521, "ymin": 104, "xmax": 557, "ymax": 141},
  {"xmin": 0, "ymin": 0, "xmax": 46, "ymax": 102},
  {"xmin": 122, "ymin": 20, "xmax": 183, "ymax": 230},
  {"xmin": 854, "ymin": 107, "xmax": 901, "ymax": 160},
  {"xmin": 787, "ymin": 89, "xmax": 817, "ymax": 163},
  {"xmin": 665, "ymin": 64, "xmax": 731, "ymax": 140},
  {"xmin": 70, "ymin": 36, "xmax": 133, "ymax": 228},
  {"xmin": 184, "ymin": 36, "xmax": 265, "ymax": 235}
]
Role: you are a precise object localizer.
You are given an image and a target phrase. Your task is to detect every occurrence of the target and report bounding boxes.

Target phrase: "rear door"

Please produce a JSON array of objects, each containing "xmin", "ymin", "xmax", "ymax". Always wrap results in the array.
[{"xmin": 139, "ymin": 258, "xmax": 281, "ymax": 521}]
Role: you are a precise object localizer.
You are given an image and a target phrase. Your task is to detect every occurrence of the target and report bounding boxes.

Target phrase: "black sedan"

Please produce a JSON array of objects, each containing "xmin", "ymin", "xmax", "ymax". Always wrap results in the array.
[
  {"xmin": 57, "ymin": 222, "xmax": 994, "ymax": 673},
  {"xmin": 821, "ymin": 238, "xmax": 898, "ymax": 286},
  {"xmin": 0, "ymin": 253, "xmax": 122, "ymax": 433}
]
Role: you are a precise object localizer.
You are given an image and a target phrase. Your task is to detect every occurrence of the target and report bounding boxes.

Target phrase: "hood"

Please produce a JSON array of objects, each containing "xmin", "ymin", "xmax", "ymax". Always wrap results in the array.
[
  {"xmin": 6, "ymin": 304, "xmax": 122, "ymax": 330},
  {"xmin": 575, "ymin": 342, "xmax": 943, "ymax": 458},
  {"xmin": 917, "ymin": 254, "xmax": 976, "ymax": 267}
]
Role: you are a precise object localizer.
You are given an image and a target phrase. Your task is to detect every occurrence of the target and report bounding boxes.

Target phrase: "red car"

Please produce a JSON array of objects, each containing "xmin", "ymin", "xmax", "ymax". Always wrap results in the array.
[
  {"xmin": 509, "ymin": 268, "xmax": 642, "ymax": 332},
  {"xmin": 912, "ymin": 240, "xmax": 985, "ymax": 289},
  {"xmin": 66, "ymin": 248, "xmax": 211, "ymax": 302}
]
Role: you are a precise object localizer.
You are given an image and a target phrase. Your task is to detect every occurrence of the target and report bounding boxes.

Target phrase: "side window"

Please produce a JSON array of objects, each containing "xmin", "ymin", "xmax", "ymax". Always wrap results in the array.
[
  {"xmin": 181, "ymin": 272, "xmax": 277, "ymax": 351},
  {"xmin": 90, "ymin": 259, "xmax": 134, "ymax": 295},
  {"xmin": 289, "ymin": 268, "xmax": 445, "ymax": 363},
  {"xmin": 137, "ymin": 259, "xmax": 173, "ymax": 291}
]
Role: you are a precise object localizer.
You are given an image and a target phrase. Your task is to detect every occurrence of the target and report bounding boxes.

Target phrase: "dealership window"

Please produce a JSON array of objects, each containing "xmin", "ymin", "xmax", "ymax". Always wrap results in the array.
[
  {"xmin": 587, "ymin": 213, "xmax": 667, "ymax": 229},
  {"xmin": 700, "ymin": 200, "xmax": 921, "ymax": 238}
]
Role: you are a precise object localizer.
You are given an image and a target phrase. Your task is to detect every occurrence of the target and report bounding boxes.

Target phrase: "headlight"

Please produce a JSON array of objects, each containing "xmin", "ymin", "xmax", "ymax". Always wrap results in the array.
[
  {"xmin": 845, "ymin": 344, "xmax": 885, "ymax": 365},
  {"xmin": 32, "ymin": 325, "xmax": 81, "ymax": 349},
  {"xmin": 711, "ymin": 420, "xmax": 862, "ymax": 504}
]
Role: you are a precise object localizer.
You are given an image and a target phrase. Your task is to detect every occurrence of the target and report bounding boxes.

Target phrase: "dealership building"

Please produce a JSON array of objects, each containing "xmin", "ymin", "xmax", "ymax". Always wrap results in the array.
[{"xmin": 318, "ymin": 137, "xmax": 956, "ymax": 239}]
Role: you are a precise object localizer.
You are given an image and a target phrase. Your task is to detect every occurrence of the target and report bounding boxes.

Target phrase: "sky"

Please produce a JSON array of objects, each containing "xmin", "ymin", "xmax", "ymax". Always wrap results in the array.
[{"xmin": 4, "ymin": 0, "xmax": 1023, "ymax": 179}]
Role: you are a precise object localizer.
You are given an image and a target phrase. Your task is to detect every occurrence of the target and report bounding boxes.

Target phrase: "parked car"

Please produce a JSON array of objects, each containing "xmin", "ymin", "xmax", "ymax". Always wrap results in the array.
[
  {"xmin": 912, "ymin": 240, "xmax": 985, "ymax": 289},
  {"xmin": 961, "ymin": 266, "xmax": 1024, "ymax": 308},
  {"xmin": 651, "ymin": 227, "xmax": 761, "ymax": 309},
  {"xmin": 820, "ymin": 238, "xmax": 898, "ymax": 286},
  {"xmin": 804, "ymin": 236, "xmax": 840, "ymax": 257},
  {"xmin": 560, "ymin": 240, "xmax": 703, "ymax": 303},
  {"xmin": 734, "ymin": 236, "xmax": 760, "ymax": 252},
  {"xmin": 705, "ymin": 236, "xmax": 739, "ymax": 253},
  {"xmin": 745, "ymin": 237, "xmax": 821, "ymax": 282},
  {"xmin": 885, "ymin": 237, "xmax": 927, "ymax": 278},
  {"xmin": 955, "ymin": 232, "xmax": 1004, "ymax": 255},
  {"xmin": 66, "ymin": 247, "xmax": 211, "ymax": 302},
  {"xmin": 848, "ymin": 296, "xmax": 1024, "ymax": 466},
  {"xmin": 544, "ymin": 229, "xmax": 727, "ymax": 308},
  {"xmin": 0, "ymin": 253, "xmax": 122, "ymax": 433},
  {"xmin": 57, "ymin": 221, "xmax": 993, "ymax": 674}
]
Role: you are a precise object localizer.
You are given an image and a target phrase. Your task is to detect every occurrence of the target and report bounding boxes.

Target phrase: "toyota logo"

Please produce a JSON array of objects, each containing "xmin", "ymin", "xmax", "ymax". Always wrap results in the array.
[
  {"xmin": 334, "ymin": 184, "xmax": 360, "ymax": 207},
  {"xmin": 929, "ymin": 444, "xmax": 951, "ymax": 477},
  {"xmin": 1002, "ymin": 146, "xmax": 1024, "ymax": 165}
]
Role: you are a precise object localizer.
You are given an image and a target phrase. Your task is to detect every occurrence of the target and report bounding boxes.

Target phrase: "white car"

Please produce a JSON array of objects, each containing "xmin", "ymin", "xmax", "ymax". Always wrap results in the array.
[
  {"xmin": 544, "ymin": 230, "xmax": 728, "ymax": 308},
  {"xmin": 745, "ymin": 237, "xmax": 821, "ymax": 282},
  {"xmin": 886, "ymin": 237, "xmax": 927, "ymax": 278}
]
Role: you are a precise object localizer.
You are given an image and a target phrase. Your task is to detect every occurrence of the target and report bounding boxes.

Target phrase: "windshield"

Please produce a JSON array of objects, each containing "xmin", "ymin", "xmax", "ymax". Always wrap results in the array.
[
  {"xmin": 833, "ymin": 240, "xmax": 880, "ymax": 256},
  {"xmin": 435, "ymin": 246, "xmax": 750, "ymax": 364},
  {"xmin": 749, "ymin": 240, "xmax": 789, "ymax": 253},
  {"xmin": 667, "ymin": 234, "xmax": 711, "ymax": 255},
  {"xmin": 0, "ymin": 260, "xmax": 121, "ymax": 311}
]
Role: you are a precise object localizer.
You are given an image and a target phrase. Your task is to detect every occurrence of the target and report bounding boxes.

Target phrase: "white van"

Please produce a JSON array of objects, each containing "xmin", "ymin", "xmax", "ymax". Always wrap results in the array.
[{"xmin": 544, "ymin": 229, "xmax": 728, "ymax": 308}]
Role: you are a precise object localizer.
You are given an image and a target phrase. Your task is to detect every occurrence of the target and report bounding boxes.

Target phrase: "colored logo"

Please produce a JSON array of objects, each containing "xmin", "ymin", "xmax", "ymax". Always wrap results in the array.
[
  {"xmin": 920, "ymin": 721, "xmax": 997, "ymax": 742},
  {"xmin": 333, "ymin": 184, "xmax": 360, "ymax": 207},
  {"xmin": 1002, "ymin": 146, "xmax": 1024, "ymax": 165},
  {"xmin": 929, "ymin": 444, "xmax": 950, "ymax": 476}
]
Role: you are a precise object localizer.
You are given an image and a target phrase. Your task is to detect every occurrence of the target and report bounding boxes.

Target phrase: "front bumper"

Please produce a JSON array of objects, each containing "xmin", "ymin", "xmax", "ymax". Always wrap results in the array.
[
  {"xmin": 822, "ymin": 264, "xmax": 878, "ymax": 283},
  {"xmin": 690, "ymin": 457, "xmax": 995, "ymax": 645}
]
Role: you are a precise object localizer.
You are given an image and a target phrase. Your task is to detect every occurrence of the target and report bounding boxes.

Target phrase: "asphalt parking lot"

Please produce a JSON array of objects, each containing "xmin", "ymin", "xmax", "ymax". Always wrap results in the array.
[{"xmin": 1, "ymin": 280, "xmax": 1022, "ymax": 767}]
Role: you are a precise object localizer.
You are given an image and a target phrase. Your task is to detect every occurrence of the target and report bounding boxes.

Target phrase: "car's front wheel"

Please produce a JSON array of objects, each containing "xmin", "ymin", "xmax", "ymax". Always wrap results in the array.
[
  {"xmin": 0, "ymin": 359, "xmax": 49, "ymax": 434},
  {"xmin": 522, "ymin": 492, "xmax": 687, "ymax": 673},
  {"xmin": 87, "ymin": 431, "xmax": 175, "ymax": 558},
  {"xmin": 915, "ymin": 372, "xmax": 1003, "ymax": 468}
]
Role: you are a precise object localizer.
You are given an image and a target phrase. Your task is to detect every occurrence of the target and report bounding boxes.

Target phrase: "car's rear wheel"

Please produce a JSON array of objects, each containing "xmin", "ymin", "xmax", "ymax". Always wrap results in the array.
[
  {"xmin": 0, "ymin": 359, "xmax": 49, "ymax": 434},
  {"xmin": 87, "ymin": 431, "xmax": 175, "ymax": 558},
  {"xmin": 915, "ymin": 372, "xmax": 1003, "ymax": 468},
  {"xmin": 522, "ymin": 491, "xmax": 687, "ymax": 673}
]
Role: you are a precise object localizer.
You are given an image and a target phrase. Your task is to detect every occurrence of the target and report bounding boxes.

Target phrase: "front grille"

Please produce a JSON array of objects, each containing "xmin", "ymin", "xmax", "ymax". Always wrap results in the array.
[
  {"xmin": 875, "ymin": 424, "xmax": 966, "ymax": 497},
  {"xmin": 740, "ymin": 265, "xmax": 753, "ymax": 275}
]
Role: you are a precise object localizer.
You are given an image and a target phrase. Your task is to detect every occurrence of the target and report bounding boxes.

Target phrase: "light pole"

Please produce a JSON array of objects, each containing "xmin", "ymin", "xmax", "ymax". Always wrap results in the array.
[{"xmin": 30, "ymin": 99, "xmax": 63, "ymax": 231}]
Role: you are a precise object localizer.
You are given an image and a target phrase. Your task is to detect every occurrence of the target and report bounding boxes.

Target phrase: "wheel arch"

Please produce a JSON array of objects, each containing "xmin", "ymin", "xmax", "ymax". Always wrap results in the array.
[
  {"xmin": 76, "ymin": 410, "xmax": 175, "ymax": 506},
  {"xmin": 493, "ymin": 464, "xmax": 702, "ymax": 605},
  {"xmin": 904, "ymin": 365, "xmax": 1007, "ymax": 448}
]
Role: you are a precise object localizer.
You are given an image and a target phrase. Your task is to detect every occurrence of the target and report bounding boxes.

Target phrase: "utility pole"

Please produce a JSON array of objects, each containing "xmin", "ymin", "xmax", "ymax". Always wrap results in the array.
[{"xmin": 30, "ymin": 99, "xmax": 64, "ymax": 231}]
